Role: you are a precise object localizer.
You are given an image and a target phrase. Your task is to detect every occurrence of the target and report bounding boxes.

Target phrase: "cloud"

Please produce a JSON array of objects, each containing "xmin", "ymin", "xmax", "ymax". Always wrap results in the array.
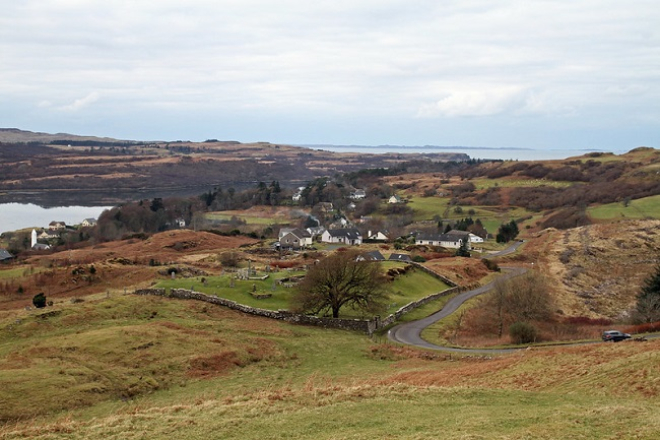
[
  {"xmin": 60, "ymin": 92, "xmax": 101, "ymax": 111},
  {"xmin": 0, "ymin": 1, "xmax": 658, "ymax": 148},
  {"xmin": 417, "ymin": 86, "xmax": 529, "ymax": 117}
]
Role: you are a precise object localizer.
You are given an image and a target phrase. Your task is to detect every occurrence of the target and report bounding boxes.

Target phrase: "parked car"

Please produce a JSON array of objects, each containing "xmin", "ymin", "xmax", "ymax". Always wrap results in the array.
[{"xmin": 602, "ymin": 330, "xmax": 631, "ymax": 342}]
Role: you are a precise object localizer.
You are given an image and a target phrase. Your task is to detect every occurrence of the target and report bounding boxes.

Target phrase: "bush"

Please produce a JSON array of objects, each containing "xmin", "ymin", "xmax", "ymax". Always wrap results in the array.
[
  {"xmin": 481, "ymin": 258, "xmax": 500, "ymax": 272},
  {"xmin": 32, "ymin": 292, "xmax": 47, "ymax": 309},
  {"xmin": 412, "ymin": 255, "xmax": 426, "ymax": 263},
  {"xmin": 509, "ymin": 322, "xmax": 538, "ymax": 344},
  {"xmin": 218, "ymin": 252, "xmax": 240, "ymax": 267}
]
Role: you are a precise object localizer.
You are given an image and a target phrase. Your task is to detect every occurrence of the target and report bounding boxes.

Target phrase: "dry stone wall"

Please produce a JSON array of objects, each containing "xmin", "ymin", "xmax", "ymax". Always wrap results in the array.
[
  {"xmin": 134, "ymin": 288, "xmax": 377, "ymax": 334},
  {"xmin": 135, "ymin": 263, "xmax": 457, "ymax": 336}
]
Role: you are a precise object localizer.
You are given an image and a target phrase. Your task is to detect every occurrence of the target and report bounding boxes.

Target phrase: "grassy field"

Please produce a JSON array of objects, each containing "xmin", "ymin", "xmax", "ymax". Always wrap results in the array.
[
  {"xmin": 588, "ymin": 195, "xmax": 660, "ymax": 220},
  {"xmin": 1, "ymin": 292, "xmax": 659, "ymax": 439},
  {"xmin": 205, "ymin": 212, "xmax": 278, "ymax": 225},
  {"xmin": 154, "ymin": 262, "xmax": 450, "ymax": 318},
  {"xmin": 471, "ymin": 177, "xmax": 573, "ymax": 189},
  {"xmin": 406, "ymin": 196, "xmax": 538, "ymax": 238}
]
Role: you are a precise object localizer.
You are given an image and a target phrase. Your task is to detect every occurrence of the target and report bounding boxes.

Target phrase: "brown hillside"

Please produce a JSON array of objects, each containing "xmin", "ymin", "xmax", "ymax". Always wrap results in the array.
[
  {"xmin": 522, "ymin": 220, "xmax": 660, "ymax": 319},
  {"xmin": 34, "ymin": 229, "xmax": 257, "ymax": 266}
]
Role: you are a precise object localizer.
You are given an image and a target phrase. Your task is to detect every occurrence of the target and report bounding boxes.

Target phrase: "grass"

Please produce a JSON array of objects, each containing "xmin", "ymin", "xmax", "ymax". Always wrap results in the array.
[
  {"xmin": 204, "ymin": 212, "xmax": 278, "ymax": 225},
  {"xmin": 155, "ymin": 262, "xmax": 450, "ymax": 319},
  {"xmin": 1, "ymin": 293, "xmax": 660, "ymax": 439},
  {"xmin": 0, "ymin": 267, "xmax": 43, "ymax": 280},
  {"xmin": 588, "ymin": 194, "xmax": 660, "ymax": 220},
  {"xmin": 406, "ymin": 196, "xmax": 538, "ymax": 235},
  {"xmin": 471, "ymin": 177, "xmax": 573, "ymax": 189}
]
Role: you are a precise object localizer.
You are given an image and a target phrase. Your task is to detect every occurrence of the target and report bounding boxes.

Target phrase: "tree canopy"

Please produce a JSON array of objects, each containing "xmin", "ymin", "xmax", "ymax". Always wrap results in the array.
[{"xmin": 292, "ymin": 250, "xmax": 389, "ymax": 318}]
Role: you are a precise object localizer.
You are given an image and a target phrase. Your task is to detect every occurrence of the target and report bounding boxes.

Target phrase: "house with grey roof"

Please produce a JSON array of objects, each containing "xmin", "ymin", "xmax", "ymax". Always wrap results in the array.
[
  {"xmin": 388, "ymin": 253, "xmax": 412, "ymax": 262},
  {"xmin": 279, "ymin": 228, "xmax": 313, "ymax": 249},
  {"xmin": 415, "ymin": 232, "xmax": 466, "ymax": 249},
  {"xmin": 357, "ymin": 250, "xmax": 385, "ymax": 262},
  {"xmin": 321, "ymin": 228, "xmax": 362, "ymax": 245},
  {"xmin": 0, "ymin": 249, "xmax": 14, "ymax": 262}
]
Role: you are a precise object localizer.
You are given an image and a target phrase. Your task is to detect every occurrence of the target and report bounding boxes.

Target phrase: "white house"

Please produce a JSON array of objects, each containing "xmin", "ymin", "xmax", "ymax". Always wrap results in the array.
[
  {"xmin": 321, "ymin": 228, "xmax": 363, "ymax": 245},
  {"xmin": 279, "ymin": 228, "xmax": 313, "ymax": 249},
  {"xmin": 468, "ymin": 233, "xmax": 484, "ymax": 243},
  {"xmin": 388, "ymin": 195, "xmax": 402, "ymax": 204},
  {"xmin": 350, "ymin": 189, "xmax": 366, "ymax": 200},
  {"xmin": 81, "ymin": 218, "xmax": 97, "ymax": 228},
  {"xmin": 367, "ymin": 230, "xmax": 389, "ymax": 241},
  {"xmin": 415, "ymin": 232, "xmax": 465, "ymax": 249},
  {"xmin": 49, "ymin": 221, "xmax": 66, "ymax": 231}
]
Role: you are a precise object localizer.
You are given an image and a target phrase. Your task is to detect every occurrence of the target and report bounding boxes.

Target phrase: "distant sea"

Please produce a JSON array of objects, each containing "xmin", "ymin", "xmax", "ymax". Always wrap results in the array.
[
  {"xmin": 301, "ymin": 145, "xmax": 629, "ymax": 161},
  {"xmin": 0, "ymin": 204, "xmax": 111, "ymax": 235}
]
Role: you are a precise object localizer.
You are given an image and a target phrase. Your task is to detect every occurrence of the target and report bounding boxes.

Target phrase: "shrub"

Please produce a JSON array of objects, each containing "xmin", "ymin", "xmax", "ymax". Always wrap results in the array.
[
  {"xmin": 33, "ymin": 292, "xmax": 47, "ymax": 309},
  {"xmin": 412, "ymin": 255, "xmax": 426, "ymax": 263},
  {"xmin": 509, "ymin": 322, "xmax": 538, "ymax": 344},
  {"xmin": 481, "ymin": 259, "xmax": 500, "ymax": 272},
  {"xmin": 218, "ymin": 252, "xmax": 240, "ymax": 267}
]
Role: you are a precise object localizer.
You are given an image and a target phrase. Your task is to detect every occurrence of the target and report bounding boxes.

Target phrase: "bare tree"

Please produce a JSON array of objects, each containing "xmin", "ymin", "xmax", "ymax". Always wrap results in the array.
[
  {"xmin": 483, "ymin": 271, "xmax": 554, "ymax": 335},
  {"xmin": 292, "ymin": 250, "xmax": 389, "ymax": 318}
]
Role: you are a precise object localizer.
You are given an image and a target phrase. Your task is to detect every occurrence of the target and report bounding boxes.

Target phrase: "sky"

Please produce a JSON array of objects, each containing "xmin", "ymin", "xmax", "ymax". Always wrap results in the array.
[{"xmin": 1, "ymin": 0, "xmax": 658, "ymax": 151}]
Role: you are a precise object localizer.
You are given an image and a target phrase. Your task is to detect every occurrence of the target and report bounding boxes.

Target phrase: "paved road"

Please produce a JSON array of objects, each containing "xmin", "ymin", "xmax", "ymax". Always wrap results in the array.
[
  {"xmin": 388, "ymin": 240, "xmax": 660, "ymax": 353},
  {"xmin": 388, "ymin": 267, "xmax": 527, "ymax": 354}
]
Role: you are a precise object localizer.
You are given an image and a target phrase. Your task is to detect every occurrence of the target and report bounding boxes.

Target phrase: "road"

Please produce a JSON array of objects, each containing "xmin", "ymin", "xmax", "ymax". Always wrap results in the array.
[
  {"xmin": 388, "ymin": 240, "xmax": 659, "ymax": 352},
  {"xmin": 387, "ymin": 267, "xmax": 527, "ymax": 354}
]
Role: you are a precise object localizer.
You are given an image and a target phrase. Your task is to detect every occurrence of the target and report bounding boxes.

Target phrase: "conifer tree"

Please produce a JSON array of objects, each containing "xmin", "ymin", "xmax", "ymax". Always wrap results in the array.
[{"xmin": 636, "ymin": 261, "xmax": 660, "ymax": 323}]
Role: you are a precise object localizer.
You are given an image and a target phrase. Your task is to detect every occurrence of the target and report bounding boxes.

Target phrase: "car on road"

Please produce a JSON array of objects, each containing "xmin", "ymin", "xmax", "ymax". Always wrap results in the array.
[{"xmin": 602, "ymin": 330, "xmax": 631, "ymax": 342}]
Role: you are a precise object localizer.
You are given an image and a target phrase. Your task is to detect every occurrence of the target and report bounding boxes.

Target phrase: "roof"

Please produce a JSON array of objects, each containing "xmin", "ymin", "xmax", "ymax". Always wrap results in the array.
[
  {"xmin": 281, "ymin": 228, "xmax": 312, "ymax": 240},
  {"xmin": 389, "ymin": 253, "xmax": 412, "ymax": 261},
  {"xmin": 446, "ymin": 230, "xmax": 470, "ymax": 237},
  {"xmin": 361, "ymin": 250, "xmax": 385, "ymax": 261},
  {"xmin": 326, "ymin": 228, "xmax": 362, "ymax": 239},
  {"xmin": 83, "ymin": 218, "xmax": 97, "ymax": 222},
  {"xmin": 0, "ymin": 249, "xmax": 14, "ymax": 261},
  {"xmin": 416, "ymin": 233, "xmax": 462, "ymax": 243}
]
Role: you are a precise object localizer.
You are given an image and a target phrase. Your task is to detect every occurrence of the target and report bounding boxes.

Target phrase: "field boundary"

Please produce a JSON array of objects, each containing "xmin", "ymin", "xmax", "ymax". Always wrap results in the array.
[{"xmin": 134, "ymin": 276, "xmax": 460, "ymax": 335}]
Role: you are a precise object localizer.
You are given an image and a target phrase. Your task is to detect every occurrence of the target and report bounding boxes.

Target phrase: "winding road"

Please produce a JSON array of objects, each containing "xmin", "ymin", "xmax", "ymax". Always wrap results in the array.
[
  {"xmin": 388, "ymin": 241, "xmax": 527, "ymax": 353},
  {"xmin": 388, "ymin": 240, "xmax": 659, "ymax": 352},
  {"xmin": 388, "ymin": 267, "xmax": 527, "ymax": 353}
]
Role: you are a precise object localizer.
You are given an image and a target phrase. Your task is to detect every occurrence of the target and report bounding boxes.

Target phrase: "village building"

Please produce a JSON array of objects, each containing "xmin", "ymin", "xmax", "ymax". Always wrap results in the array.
[
  {"xmin": 415, "ymin": 232, "xmax": 466, "ymax": 249},
  {"xmin": 321, "ymin": 228, "xmax": 363, "ymax": 245},
  {"xmin": 366, "ymin": 230, "xmax": 389, "ymax": 241},
  {"xmin": 388, "ymin": 195, "xmax": 403, "ymax": 204},
  {"xmin": 81, "ymin": 218, "xmax": 97, "ymax": 228},
  {"xmin": 278, "ymin": 228, "xmax": 313, "ymax": 249},
  {"xmin": 0, "ymin": 249, "xmax": 14, "ymax": 262},
  {"xmin": 388, "ymin": 253, "xmax": 412, "ymax": 262},
  {"xmin": 356, "ymin": 250, "xmax": 385, "ymax": 261},
  {"xmin": 48, "ymin": 221, "xmax": 66, "ymax": 231},
  {"xmin": 446, "ymin": 229, "xmax": 484, "ymax": 244},
  {"xmin": 350, "ymin": 189, "xmax": 366, "ymax": 200}
]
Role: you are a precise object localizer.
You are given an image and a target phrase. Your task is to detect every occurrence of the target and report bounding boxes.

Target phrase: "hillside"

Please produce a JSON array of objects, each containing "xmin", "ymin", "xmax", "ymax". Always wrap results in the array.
[
  {"xmin": 0, "ymin": 129, "xmax": 468, "ymax": 206},
  {"xmin": 522, "ymin": 220, "xmax": 660, "ymax": 319},
  {"xmin": 0, "ymin": 293, "xmax": 658, "ymax": 439}
]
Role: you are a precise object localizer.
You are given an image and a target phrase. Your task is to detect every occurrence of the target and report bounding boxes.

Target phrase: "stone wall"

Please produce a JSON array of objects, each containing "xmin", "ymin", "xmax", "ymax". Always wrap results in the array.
[
  {"xmin": 134, "ymin": 263, "xmax": 459, "ymax": 336},
  {"xmin": 134, "ymin": 288, "xmax": 377, "ymax": 334}
]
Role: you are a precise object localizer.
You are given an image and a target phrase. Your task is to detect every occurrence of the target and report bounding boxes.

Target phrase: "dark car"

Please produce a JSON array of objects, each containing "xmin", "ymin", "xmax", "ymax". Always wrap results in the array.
[{"xmin": 602, "ymin": 330, "xmax": 631, "ymax": 342}]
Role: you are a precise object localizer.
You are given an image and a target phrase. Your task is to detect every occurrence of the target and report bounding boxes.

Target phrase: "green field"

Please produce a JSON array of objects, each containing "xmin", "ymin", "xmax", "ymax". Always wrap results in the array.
[
  {"xmin": 155, "ymin": 262, "xmax": 450, "ymax": 319},
  {"xmin": 471, "ymin": 178, "xmax": 573, "ymax": 190},
  {"xmin": 1, "ymin": 293, "xmax": 659, "ymax": 439},
  {"xmin": 588, "ymin": 195, "xmax": 660, "ymax": 220},
  {"xmin": 0, "ymin": 267, "xmax": 42, "ymax": 280},
  {"xmin": 407, "ymin": 196, "xmax": 537, "ymax": 238},
  {"xmin": 204, "ymin": 212, "xmax": 280, "ymax": 225}
]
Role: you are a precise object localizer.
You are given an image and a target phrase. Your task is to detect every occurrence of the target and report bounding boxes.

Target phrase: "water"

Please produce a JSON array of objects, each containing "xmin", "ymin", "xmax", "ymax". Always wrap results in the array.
[
  {"xmin": 0, "ymin": 203, "xmax": 112, "ymax": 234},
  {"xmin": 301, "ymin": 145, "xmax": 628, "ymax": 161}
]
